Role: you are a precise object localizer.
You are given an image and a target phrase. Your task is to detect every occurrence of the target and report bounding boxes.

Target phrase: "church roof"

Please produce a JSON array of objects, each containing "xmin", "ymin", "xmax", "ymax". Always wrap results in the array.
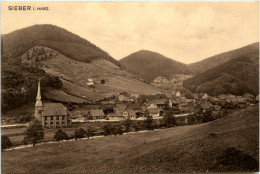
[{"xmin": 42, "ymin": 103, "xmax": 67, "ymax": 116}]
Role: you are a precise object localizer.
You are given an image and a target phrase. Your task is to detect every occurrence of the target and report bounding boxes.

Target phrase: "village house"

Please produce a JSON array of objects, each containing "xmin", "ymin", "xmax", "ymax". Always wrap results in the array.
[
  {"xmin": 243, "ymin": 93, "xmax": 255, "ymax": 103},
  {"xmin": 152, "ymin": 98, "xmax": 169, "ymax": 109},
  {"xmin": 175, "ymin": 91, "xmax": 181, "ymax": 97},
  {"xmin": 35, "ymin": 80, "xmax": 71, "ymax": 128},
  {"xmin": 200, "ymin": 93, "xmax": 209, "ymax": 99},
  {"xmin": 86, "ymin": 78, "xmax": 94, "ymax": 86},
  {"xmin": 86, "ymin": 109, "xmax": 105, "ymax": 120},
  {"xmin": 108, "ymin": 112, "xmax": 124, "ymax": 121},
  {"xmin": 122, "ymin": 110, "xmax": 137, "ymax": 120},
  {"xmin": 146, "ymin": 108, "xmax": 164, "ymax": 118},
  {"xmin": 114, "ymin": 103, "xmax": 127, "ymax": 113},
  {"xmin": 118, "ymin": 95, "xmax": 133, "ymax": 102}
]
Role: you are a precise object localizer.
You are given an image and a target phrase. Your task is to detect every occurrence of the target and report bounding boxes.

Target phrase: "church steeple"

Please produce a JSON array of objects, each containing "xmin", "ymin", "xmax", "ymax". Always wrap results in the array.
[
  {"xmin": 35, "ymin": 79, "xmax": 43, "ymax": 123},
  {"xmin": 35, "ymin": 79, "xmax": 43, "ymax": 107}
]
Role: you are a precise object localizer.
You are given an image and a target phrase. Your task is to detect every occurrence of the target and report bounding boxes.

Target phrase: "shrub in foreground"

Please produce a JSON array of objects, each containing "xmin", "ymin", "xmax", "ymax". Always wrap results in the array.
[
  {"xmin": 54, "ymin": 129, "xmax": 69, "ymax": 141},
  {"xmin": 74, "ymin": 128, "xmax": 85, "ymax": 140},
  {"xmin": 1, "ymin": 135, "xmax": 12, "ymax": 150}
]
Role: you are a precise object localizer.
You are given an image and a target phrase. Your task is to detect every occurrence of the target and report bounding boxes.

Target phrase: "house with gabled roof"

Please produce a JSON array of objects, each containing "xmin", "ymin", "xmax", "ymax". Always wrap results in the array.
[
  {"xmin": 108, "ymin": 112, "xmax": 124, "ymax": 121},
  {"xmin": 146, "ymin": 108, "xmax": 164, "ymax": 118},
  {"xmin": 87, "ymin": 109, "xmax": 105, "ymax": 120}
]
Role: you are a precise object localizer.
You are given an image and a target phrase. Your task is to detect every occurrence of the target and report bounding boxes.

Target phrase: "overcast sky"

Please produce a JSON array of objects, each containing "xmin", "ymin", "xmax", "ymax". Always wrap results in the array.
[{"xmin": 1, "ymin": 1, "xmax": 259, "ymax": 64}]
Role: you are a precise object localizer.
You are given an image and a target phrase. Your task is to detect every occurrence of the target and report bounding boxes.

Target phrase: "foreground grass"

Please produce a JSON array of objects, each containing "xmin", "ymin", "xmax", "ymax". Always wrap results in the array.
[{"xmin": 2, "ymin": 105, "xmax": 258, "ymax": 173}]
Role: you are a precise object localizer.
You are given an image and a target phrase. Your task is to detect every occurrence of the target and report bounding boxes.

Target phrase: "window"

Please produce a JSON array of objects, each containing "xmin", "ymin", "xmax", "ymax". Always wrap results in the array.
[
  {"xmin": 56, "ymin": 122, "xmax": 59, "ymax": 125},
  {"xmin": 45, "ymin": 117, "xmax": 47, "ymax": 121},
  {"xmin": 38, "ymin": 111, "xmax": 41, "ymax": 114},
  {"xmin": 51, "ymin": 122, "xmax": 53, "ymax": 124},
  {"xmin": 62, "ymin": 116, "xmax": 65, "ymax": 120},
  {"xmin": 62, "ymin": 121, "xmax": 65, "ymax": 124},
  {"xmin": 51, "ymin": 116, "xmax": 53, "ymax": 120},
  {"xmin": 56, "ymin": 116, "xmax": 59, "ymax": 120}
]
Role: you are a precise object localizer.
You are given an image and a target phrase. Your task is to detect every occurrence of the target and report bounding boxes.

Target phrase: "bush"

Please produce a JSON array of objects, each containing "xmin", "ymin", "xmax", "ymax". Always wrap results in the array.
[
  {"xmin": 86, "ymin": 127, "xmax": 94, "ymax": 139},
  {"xmin": 103, "ymin": 124, "xmax": 112, "ymax": 136},
  {"xmin": 54, "ymin": 129, "xmax": 69, "ymax": 141},
  {"xmin": 1, "ymin": 135, "xmax": 12, "ymax": 150},
  {"xmin": 164, "ymin": 108, "xmax": 176, "ymax": 128},
  {"xmin": 74, "ymin": 128, "xmax": 85, "ymax": 140},
  {"xmin": 145, "ymin": 116, "xmax": 154, "ymax": 131},
  {"xmin": 123, "ymin": 118, "xmax": 132, "ymax": 133},
  {"xmin": 116, "ymin": 126, "xmax": 124, "ymax": 135}
]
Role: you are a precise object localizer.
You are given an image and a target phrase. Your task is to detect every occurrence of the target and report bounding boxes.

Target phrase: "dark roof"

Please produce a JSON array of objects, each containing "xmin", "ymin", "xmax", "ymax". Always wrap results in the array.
[
  {"xmin": 152, "ymin": 98, "xmax": 168, "ymax": 105},
  {"xmin": 124, "ymin": 109, "xmax": 137, "ymax": 116},
  {"xmin": 108, "ymin": 112, "xmax": 122, "ymax": 117},
  {"xmin": 88, "ymin": 109, "xmax": 104, "ymax": 116},
  {"xmin": 126, "ymin": 102, "xmax": 141, "ymax": 110},
  {"xmin": 147, "ymin": 108, "xmax": 161, "ymax": 114},
  {"xmin": 43, "ymin": 103, "xmax": 67, "ymax": 116}
]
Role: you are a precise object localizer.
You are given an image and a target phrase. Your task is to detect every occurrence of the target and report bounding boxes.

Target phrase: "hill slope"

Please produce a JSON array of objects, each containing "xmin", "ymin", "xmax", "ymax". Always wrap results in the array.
[
  {"xmin": 1, "ymin": 25, "xmax": 161, "ymax": 111},
  {"xmin": 2, "ymin": 105, "xmax": 258, "ymax": 173},
  {"xmin": 189, "ymin": 42, "xmax": 259, "ymax": 74},
  {"xmin": 120, "ymin": 50, "xmax": 193, "ymax": 82},
  {"xmin": 183, "ymin": 54, "xmax": 259, "ymax": 96},
  {"xmin": 1, "ymin": 24, "xmax": 120, "ymax": 66}
]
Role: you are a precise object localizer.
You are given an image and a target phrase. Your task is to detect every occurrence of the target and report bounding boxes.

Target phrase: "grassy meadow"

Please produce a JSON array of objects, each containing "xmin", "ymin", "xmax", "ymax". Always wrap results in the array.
[{"xmin": 2, "ymin": 105, "xmax": 258, "ymax": 173}]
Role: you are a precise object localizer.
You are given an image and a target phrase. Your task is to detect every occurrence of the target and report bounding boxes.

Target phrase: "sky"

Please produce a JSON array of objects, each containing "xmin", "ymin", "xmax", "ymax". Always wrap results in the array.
[{"xmin": 1, "ymin": 1, "xmax": 259, "ymax": 64}]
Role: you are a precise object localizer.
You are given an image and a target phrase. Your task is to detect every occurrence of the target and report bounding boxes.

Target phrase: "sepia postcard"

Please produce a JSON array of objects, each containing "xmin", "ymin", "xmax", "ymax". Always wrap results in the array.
[{"xmin": 1, "ymin": 1, "xmax": 259, "ymax": 173}]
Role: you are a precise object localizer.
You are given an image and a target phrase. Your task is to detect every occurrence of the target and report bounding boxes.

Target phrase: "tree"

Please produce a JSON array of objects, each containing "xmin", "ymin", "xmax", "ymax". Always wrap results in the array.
[
  {"xmin": 74, "ymin": 128, "xmax": 85, "ymax": 140},
  {"xmin": 116, "ymin": 126, "xmax": 124, "ymax": 135},
  {"xmin": 54, "ymin": 129, "xmax": 69, "ymax": 141},
  {"xmin": 86, "ymin": 127, "xmax": 94, "ymax": 139},
  {"xmin": 1, "ymin": 135, "xmax": 12, "ymax": 150},
  {"xmin": 145, "ymin": 115, "xmax": 154, "ymax": 131},
  {"xmin": 103, "ymin": 124, "xmax": 112, "ymax": 136},
  {"xmin": 23, "ymin": 119, "xmax": 44, "ymax": 146},
  {"xmin": 123, "ymin": 118, "xmax": 132, "ymax": 133},
  {"xmin": 164, "ymin": 108, "xmax": 176, "ymax": 128}
]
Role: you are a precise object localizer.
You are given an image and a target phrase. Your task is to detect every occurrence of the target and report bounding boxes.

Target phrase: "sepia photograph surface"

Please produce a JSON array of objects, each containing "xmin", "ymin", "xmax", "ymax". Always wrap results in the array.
[{"xmin": 1, "ymin": 1, "xmax": 259, "ymax": 173}]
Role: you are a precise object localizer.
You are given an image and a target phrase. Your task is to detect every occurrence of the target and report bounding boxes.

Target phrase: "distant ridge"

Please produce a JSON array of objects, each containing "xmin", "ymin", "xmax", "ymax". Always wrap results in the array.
[
  {"xmin": 119, "ymin": 50, "xmax": 193, "ymax": 82},
  {"xmin": 183, "ymin": 53, "xmax": 259, "ymax": 96},
  {"xmin": 189, "ymin": 42, "xmax": 259, "ymax": 74}
]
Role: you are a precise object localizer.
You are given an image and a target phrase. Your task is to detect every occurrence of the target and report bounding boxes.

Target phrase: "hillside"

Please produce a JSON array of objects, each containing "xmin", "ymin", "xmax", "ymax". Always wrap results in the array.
[
  {"xmin": 1, "ymin": 25, "xmax": 162, "ymax": 112},
  {"xmin": 120, "ymin": 50, "xmax": 193, "ymax": 82},
  {"xmin": 1, "ymin": 24, "xmax": 120, "ymax": 66},
  {"xmin": 2, "ymin": 105, "xmax": 258, "ymax": 173},
  {"xmin": 189, "ymin": 42, "xmax": 259, "ymax": 74},
  {"xmin": 183, "ymin": 54, "xmax": 259, "ymax": 96}
]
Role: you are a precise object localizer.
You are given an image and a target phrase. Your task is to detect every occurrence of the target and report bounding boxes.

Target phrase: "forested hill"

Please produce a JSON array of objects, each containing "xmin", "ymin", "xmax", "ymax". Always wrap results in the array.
[
  {"xmin": 183, "ymin": 54, "xmax": 259, "ymax": 96},
  {"xmin": 189, "ymin": 42, "xmax": 259, "ymax": 74},
  {"xmin": 1, "ymin": 24, "xmax": 121, "ymax": 67},
  {"xmin": 119, "ymin": 50, "xmax": 193, "ymax": 82}
]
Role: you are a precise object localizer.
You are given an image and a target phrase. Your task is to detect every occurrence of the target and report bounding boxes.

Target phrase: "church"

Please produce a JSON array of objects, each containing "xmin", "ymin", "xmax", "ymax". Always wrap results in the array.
[{"xmin": 35, "ymin": 80, "xmax": 71, "ymax": 128}]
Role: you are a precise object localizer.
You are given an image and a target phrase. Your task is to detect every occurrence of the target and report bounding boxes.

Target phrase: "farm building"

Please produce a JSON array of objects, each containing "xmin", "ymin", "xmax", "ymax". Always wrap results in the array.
[
  {"xmin": 108, "ymin": 112, "xmax": 124, "ymax": 120},
  {"xmin": 146, "ymin": 108, "xmax": 164, "ymax": 118},
  {"xmin": 35, "ymin": 80, "xmax": 71, "ymax": 128},
  {"xmin": 87, "ymin": 109, "xmax": 105, "ymax": 120},
  {"xmin": 122, "ymin": 110, "xmax": 137, "ymax": 120}
]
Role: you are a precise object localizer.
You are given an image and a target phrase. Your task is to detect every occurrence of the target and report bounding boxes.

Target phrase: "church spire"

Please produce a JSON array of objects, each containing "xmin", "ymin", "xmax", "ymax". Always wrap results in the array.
[{"xmin": 35, "ymin": 79, "xmax": 43, "ymax": 107}]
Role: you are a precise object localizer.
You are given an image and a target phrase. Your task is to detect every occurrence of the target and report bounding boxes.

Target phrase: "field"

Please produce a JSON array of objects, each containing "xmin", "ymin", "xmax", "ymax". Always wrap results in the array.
[
  {"xmin": 2, "ymin": 105, "xmax": 259, "ymax": 173},
  {"xmin": 2, "ymin": 121, "xmax": 117, "ymax": 145},
  {"xmin": 36, "ymin": 47, "xmax": 161, "ymax": 102}
]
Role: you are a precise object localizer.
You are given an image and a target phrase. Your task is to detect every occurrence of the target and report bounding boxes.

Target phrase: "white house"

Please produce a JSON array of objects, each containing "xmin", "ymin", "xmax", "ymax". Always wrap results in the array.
[{"xmin": 86, "ymin": 78, "xmax": 94, "ymax": 86}]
